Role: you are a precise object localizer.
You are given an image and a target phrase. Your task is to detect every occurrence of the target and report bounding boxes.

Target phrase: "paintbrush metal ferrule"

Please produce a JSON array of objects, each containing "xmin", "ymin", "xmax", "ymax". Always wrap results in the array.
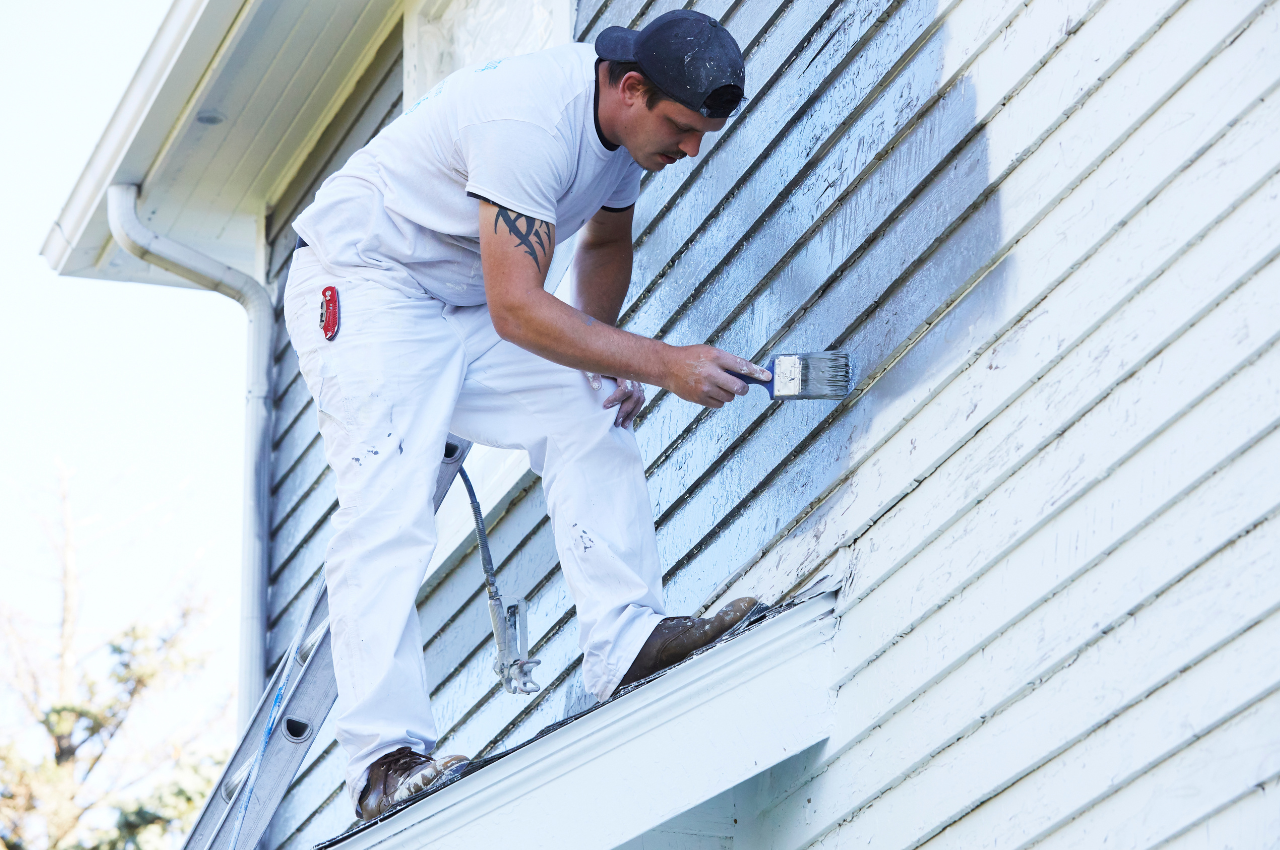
[
  {"xmin": 771, "ymin": 355, "xmax": 804, "ymax": 397},
  {"xmin": 771, "ymin": 351, "xmax": 851, "ymax": 400},
  {"xmin": 728, "ymin": 351, "xmax": 851, "ymax": 400}
]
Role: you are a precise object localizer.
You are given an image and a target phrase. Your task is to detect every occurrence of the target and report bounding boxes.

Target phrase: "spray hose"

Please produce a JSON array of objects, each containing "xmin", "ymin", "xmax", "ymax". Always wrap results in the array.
[
  {"xmin": 458, "ymin": 467, "xmax": 499, "ymax": 601},
  {"xmin": 458, "ymin": 465, "xmax": 541, "ymax": 695}
]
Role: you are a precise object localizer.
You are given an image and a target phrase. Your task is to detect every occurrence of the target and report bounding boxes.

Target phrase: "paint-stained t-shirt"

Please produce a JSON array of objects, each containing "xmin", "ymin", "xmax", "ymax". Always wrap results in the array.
[{"xmin": 293, "ymin": 42, "xmax": 643, "ymax": 306}]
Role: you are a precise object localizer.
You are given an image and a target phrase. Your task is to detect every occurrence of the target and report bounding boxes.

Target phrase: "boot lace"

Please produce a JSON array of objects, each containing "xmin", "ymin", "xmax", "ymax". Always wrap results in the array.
[{"xmin": 379, "ymin": 747, "xmax": 432, "ymax": 782}]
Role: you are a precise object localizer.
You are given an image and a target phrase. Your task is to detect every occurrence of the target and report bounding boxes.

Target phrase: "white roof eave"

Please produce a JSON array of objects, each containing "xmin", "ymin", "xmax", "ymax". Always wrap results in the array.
[
  {"xmin": 43, "ymin": 0, "xmax": 403, "ymax": 288},
  {"xmin": 323, "ymin": 593, "xmax": 839, "ymax": 850},
  {"xmin": 40, "ymin": 0, "xmax": 251, "ymax": 285}
]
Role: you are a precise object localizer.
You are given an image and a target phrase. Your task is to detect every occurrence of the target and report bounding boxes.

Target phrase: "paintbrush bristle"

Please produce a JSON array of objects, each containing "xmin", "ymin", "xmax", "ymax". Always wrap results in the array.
[{"xmin": 772, "ymin": 351, "xmax": 851, "ymax": 400}]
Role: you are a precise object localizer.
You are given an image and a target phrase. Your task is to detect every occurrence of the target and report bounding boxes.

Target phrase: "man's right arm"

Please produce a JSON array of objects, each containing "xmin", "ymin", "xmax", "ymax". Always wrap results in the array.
[{"xmin": 477, "ymin": 199, "xmax": 770, "ymax": 408}]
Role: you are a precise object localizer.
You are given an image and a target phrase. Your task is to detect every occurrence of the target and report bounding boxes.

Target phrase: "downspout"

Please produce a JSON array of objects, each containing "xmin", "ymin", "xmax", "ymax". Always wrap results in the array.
[{"xmin": 107, "ymin": 183, "xmax": 273, "ymax": 732}]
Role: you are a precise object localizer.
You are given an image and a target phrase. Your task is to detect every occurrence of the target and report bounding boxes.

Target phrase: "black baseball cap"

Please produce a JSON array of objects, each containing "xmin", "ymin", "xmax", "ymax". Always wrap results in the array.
[{"xmin": 595, "ymin": 10, "xmax": 746, "ymax": 119}]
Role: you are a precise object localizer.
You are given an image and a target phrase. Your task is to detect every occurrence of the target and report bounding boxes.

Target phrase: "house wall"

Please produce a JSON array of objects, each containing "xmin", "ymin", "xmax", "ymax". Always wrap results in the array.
[
  {"xmin": 404, "ymin": 0, "xmax": 574, "ymax": 106},
  {"xmin": 614, "ymin": 0, "xmax": 1280, "ymax": 846},
  {"xmin": 262, "ymin": 0, "xmax": 1280, "ymax": 846}
]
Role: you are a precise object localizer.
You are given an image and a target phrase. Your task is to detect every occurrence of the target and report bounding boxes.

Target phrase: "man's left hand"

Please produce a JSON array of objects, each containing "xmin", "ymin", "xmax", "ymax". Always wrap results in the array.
[{"xmin": 586, "ymin": 373, "xmax": 646, "ymax": 428}]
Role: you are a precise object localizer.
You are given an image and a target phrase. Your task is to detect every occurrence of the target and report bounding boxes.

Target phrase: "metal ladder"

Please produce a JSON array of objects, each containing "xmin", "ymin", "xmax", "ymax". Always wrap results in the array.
[{"xmin": 183, "ymin": 435, "xmax": 536, "ymax": 850}]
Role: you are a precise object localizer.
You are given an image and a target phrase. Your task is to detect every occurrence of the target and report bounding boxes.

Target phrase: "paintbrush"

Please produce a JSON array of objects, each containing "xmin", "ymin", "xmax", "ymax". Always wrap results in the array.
[{"xmin": 728, "ymin": 351, "xmax": 851, "ymax": 400}]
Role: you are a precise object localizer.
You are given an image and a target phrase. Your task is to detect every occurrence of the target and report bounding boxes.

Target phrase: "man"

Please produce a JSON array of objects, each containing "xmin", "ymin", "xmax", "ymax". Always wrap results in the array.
[{"xmin": 283, "ymin": 10, "xmax": 769, "ymax": 820}]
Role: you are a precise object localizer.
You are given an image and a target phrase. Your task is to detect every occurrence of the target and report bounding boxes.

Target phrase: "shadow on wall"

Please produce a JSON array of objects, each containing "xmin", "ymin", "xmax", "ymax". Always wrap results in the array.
[
  {"xmin": 558, "ymin": 0, "xmax": 1009, "ymax": 718},
  {"xmin": 836, "ymin": 69, "xmax": 1013, "ymax": 464}
]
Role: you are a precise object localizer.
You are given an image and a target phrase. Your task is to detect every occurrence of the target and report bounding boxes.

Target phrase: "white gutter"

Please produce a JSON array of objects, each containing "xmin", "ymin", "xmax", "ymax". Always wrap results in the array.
[{"xmin": 107, "ymin": 183, "xmax": 274, "ymax": 732}]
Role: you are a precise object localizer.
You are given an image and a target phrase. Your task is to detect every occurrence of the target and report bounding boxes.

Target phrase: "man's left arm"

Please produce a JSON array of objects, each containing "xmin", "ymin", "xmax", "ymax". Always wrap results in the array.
[{"xmin": 572, "ymin": 205, "xmax": 645, "ymax": 428}]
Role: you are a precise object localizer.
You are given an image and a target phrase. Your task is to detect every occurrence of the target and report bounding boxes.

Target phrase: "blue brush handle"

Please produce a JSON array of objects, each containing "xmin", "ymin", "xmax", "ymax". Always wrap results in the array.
[{"xmin": 726, "ymin": 358, "xmax": 776, "ymax": 400}]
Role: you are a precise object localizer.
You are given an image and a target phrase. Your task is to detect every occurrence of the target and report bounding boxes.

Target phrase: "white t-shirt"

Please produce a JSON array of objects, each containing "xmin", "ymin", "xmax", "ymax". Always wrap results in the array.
[{"xmin": 293, "ymin": 42, "xmax": 643, "ymax": 306}]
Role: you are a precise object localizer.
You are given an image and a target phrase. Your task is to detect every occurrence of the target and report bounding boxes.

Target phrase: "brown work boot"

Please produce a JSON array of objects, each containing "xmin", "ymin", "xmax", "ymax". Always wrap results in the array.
[
  {"xmin": 613, "ymin": 597, "xmax": 759, "ymax": 695},
  {"xmin": 356, "ymin": 747, "xmax": 469, "ymax": 820}
]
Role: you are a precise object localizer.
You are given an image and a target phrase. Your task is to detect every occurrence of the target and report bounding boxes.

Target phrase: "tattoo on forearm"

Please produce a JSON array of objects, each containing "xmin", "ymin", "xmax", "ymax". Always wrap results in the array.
[
  {"xmin": 495, "ymin": 206, "xmax": 552, "ymax": 272},
  {"xmin": 578, "ymin": 312, "xmax": 596, "ymax": 327}
]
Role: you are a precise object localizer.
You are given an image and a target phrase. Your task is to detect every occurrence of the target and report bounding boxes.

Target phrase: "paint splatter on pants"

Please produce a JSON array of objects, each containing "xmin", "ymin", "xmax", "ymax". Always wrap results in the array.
[{"xmin": 283, "ymin": 248, "xmax": 666, "ymax": 812}]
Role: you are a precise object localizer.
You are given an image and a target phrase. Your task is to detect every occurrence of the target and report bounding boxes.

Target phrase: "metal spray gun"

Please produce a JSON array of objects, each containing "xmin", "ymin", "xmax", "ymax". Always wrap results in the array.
[{"xmin": 458, "ymin": 467, "xmax": 541, "ymax": 695}]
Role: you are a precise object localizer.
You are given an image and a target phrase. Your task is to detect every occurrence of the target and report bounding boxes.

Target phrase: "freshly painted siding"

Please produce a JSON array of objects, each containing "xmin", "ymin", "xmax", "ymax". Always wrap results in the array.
[{"xmin": 265, "ymin": 0, "xmax": 1280, "ymax": 845}]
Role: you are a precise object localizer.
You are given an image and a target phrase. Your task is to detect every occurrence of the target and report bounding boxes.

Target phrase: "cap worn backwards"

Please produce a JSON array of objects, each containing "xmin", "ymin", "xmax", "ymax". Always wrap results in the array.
[{"xmin": 594, "ymin": 10, "xmax": 746, "ymax": 119}]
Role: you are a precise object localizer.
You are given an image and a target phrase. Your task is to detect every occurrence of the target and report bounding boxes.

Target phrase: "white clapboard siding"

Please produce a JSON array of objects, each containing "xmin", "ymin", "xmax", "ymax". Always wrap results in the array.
[
  {"xmin": 761, "ymin": 4, "xmax": 1278, "ymax": 849},
  {"xmin": 1158, "ymin": 777, "xmax": 1280, "ymax": 850},
  {"xmin": 758, "ymin": 305, "xmax": 1280, "ymax": 850},
  {"xmin": 827, "ymin": 270, "xmax": 1280, "ymax": 759},
  {"xmin": 804, "ymin": 517, "xmax": 1280, "ymax": 850},
  {"xmin": 1026, "ymin": 683, "xmax": 1280, "ymax": 850},
  {"xmin": 919, "ymin": 559, "xmax": 1280, "ymax": 848},
  {"xmin": 706, "ymin": 0, "xmax": 1280, "ymax": 847},
  {"xmin": 720, "ymin": 93, "xmax": 1280, "ymax": 613},
  {"xmin": 834, "ymin": 185, "xmax": 1280, "ymax": 690},
  {"xmin": 835, "ymin": 97, "xmax": 1280, "ymax": 634}
]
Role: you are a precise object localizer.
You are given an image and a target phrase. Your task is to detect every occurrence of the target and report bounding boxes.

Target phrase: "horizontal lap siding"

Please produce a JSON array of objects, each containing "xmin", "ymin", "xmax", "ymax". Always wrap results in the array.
[
  {"xmin": 750, "ymin": 0, "xmax": 1280, "ymax": 847},
  {"xmin": 1159, "ymin": 776, "xmax": 1280, "ymax": 850},
  {"xmin": 268, "ymin": 0, "xmax": 1280, "ymax": 845}
]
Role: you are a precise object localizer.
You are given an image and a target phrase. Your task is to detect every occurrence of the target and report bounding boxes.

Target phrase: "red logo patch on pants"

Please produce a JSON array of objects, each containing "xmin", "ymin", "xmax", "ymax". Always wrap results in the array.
[{"xmin": 320, "ymin": 286, "xmax": 340, "ymax": 340}]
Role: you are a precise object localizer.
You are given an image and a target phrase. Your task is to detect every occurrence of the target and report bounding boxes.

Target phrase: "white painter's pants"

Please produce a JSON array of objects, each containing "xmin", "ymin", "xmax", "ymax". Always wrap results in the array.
[{"xmin": 283, "ymin": 249, "xmax": 666, "ymax": 812}]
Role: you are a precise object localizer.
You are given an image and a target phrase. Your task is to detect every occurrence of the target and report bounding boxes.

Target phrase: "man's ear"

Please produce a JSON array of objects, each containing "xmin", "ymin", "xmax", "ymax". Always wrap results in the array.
[{"xmin": 618, "ymin": 71, "xmax": 648, "ymax": 108}]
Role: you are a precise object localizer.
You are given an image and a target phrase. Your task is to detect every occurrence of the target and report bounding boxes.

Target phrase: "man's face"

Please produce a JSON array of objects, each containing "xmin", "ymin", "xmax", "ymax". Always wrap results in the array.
[{"xmin": 618, "ymin": 79, "xmax": 727, "ymax": 171}]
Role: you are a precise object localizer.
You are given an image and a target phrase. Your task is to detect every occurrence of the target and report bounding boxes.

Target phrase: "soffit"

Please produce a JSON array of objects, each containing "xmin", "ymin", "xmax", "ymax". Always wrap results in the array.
[{"xmin": 42, "ymin": 0, "xmax": 401, "ymax": 288}]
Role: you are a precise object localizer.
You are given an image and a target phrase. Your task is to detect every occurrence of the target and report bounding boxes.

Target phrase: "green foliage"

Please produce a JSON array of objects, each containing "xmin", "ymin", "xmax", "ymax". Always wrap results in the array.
[
  {"xmin": 66, "ymin": 754, "xmax": 221, "ymax": 850},
  {"xmin": 0, "ymin": 477, "xmax": 226, "ymax": 850}
]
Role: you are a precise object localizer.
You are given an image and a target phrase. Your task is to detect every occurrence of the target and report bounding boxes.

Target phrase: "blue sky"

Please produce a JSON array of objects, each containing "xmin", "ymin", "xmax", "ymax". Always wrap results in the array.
[{"xmin": 0, "ymin": 0, "xmax": 244, "ymax": 764}]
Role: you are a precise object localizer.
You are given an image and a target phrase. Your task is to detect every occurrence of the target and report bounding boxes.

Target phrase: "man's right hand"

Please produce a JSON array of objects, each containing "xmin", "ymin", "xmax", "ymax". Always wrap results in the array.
[{"xmin": 663, "ymin": 344, "xmax": 772, "ymax": 409}]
